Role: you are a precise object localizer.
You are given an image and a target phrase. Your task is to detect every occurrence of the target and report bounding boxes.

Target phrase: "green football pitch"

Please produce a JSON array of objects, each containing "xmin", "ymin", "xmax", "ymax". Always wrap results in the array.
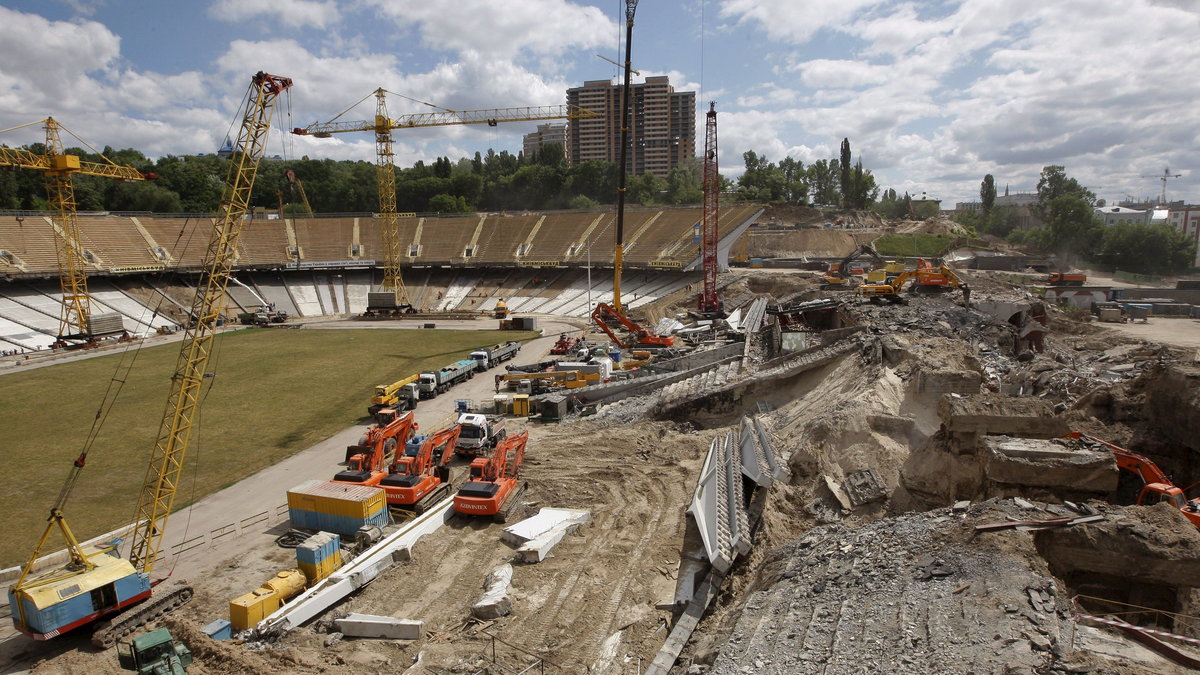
[{"xmin": 0, "ymin": 327, "xmax": 536, "ymax": 567}]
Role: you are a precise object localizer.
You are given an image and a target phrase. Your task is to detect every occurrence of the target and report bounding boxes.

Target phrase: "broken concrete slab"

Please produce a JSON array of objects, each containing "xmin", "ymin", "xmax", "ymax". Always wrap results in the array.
[
  {"xmin": 472, "ymin": 564, "xmax": 513, "ymax": 620},
  {"xmin": 983, "ymin": 436, "xmax": 1117, "ymax": 493},
  {"xmin": 334, "ymin": 613, "xmax": 423, "ymax": 640},
  {"xmin": 501, "ymin": 508, "xmax": 590, "ymax": 547},
  {"xmin": 940, "ymin": 393, "xmax": 1068, "ymax": 445},
  {"xmin": 916, "ymin": 369, "xmax": 981, "ymax": 399},
  {"xmin": 517, "ymin": 518, "xmax": 587, "ymax": 563}
]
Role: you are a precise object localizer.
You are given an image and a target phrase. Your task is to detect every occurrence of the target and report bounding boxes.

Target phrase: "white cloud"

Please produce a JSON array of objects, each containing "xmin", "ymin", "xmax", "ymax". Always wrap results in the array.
[
  {"xmin": 363, "ymin": 0, "xmax": 616, "ymax": 61},
  {"xmin": 208, "ymin": 0, "xmax": 340, "ymax": 29},
  {"xmin": 719, "ymin": 0, "xmax": 888, "ymax": 43}
]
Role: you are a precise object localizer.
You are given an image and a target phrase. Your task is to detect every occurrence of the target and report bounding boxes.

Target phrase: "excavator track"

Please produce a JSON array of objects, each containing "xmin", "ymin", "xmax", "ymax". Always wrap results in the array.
[
  {"xmin": 414, "ymin": 484, "xmax": 451, "ymax": 515},
  {"xmin": 91, "ymin": 583, "xmax": 194, "ymax": 649},
  {"xmin": 493, "ymin": 482, "xmax": 528, "ymax": 524}
]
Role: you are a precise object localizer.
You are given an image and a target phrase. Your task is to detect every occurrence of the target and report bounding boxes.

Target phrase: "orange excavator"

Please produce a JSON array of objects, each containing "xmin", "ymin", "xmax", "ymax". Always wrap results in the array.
[
  {"xmin": 334, "ymin": 409, "xmax": 418, "ymax": 487},
  {"xmin": 591, "ymin": 302, "xmax": 674, "ymax": 349},
  {"xmin": 380, "ymin": 423, "xmax": 461, "ymax": 514},
  {"xmin": 1065, "ymin": 432, "xmax": 1200, "ymax": 528},
  {"xmin": 453, "ymin": 430, "xmax": 528, "ymax": 522}
]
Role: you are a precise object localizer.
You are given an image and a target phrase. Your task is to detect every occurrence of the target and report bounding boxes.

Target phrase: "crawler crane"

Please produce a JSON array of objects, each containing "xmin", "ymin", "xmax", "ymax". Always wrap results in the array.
[
  {"xmin": 453, "ymin": 430, "xmax": 529, "ymax": 523},
  {"xmin": 380, "ymin": 423, "xmax": 461, "ymax": 514},
  {"xmin": 7, "ymin": 72, "xmax": 293, "ymax": 648}
]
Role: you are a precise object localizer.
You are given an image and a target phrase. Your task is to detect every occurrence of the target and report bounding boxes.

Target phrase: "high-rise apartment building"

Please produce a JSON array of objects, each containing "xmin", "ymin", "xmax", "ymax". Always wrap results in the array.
[
  {"xmin": 565, "ymin": 75, "xmax": 695, "ymax": 177},
  {"xmin": 522, "ymin": 123, "xmax": 569, "ymax": 160}
]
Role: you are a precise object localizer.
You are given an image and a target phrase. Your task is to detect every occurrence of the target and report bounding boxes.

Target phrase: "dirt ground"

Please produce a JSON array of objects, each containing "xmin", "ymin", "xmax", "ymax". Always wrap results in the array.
[{"xmin": 10, "ymin": 258, "xmax": 1200, "ymax": 673}]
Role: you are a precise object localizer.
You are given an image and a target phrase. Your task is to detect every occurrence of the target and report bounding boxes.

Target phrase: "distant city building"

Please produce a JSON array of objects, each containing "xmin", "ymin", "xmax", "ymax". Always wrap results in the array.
[
  {"xmin": 1167, "ymin": 205, "xmax": 1200, "ymax": 267},
  {"xmin": 565, "ymin": 75, "xmax": 696, "ymax": 177},
  {"xmin": 522, "ymin": 123, "xmax": 568, "ymax": 160},
  {"xmin": 1094, "ymin": 205, "xmax": 1151, "ymax": 227}
]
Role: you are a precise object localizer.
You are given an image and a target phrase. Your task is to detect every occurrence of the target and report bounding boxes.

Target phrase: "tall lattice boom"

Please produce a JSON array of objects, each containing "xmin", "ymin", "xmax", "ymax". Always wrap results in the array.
[
  {"xmin": 700, "ymin": 102, "xmax": 720, "ymax": 313},
  {"xmin": 128, "ymin": 71, "xmax": 293, "ymax": 575}
]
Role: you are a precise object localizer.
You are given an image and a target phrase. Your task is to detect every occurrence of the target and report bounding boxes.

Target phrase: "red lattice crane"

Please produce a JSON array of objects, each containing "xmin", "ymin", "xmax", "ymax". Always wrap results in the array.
[{"xmin": 698, "ymin": 102, "xmax": 722, "ymax": 315}]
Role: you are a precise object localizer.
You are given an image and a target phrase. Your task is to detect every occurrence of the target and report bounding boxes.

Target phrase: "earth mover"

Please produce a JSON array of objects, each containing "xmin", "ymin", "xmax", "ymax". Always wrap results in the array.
[
  {"xmin": 380, "ymin": 423, "xmax": 461, "ymax": 514},
  {"xmin": 453, "ymin": 430, "xmax": 528, "ymax": 523}
]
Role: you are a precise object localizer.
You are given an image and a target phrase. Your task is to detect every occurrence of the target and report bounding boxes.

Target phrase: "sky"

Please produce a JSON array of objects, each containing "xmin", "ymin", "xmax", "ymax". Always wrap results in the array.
[{"xmin": 0, "ymin": 0, "xmax": 1196, "ymax": 206}]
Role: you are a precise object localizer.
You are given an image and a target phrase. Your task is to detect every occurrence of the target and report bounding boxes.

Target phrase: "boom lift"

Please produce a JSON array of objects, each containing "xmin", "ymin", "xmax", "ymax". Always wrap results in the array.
[
  {"xmin": 293, "ymin": 91, "xmax": 598, "ymax": 310},
  {"xmin": 8, "ymin": 71, "xmax": 293, "ymax": 648},
  {"xmin": 453, "ymin": 431, "xmax": 529, "ymax": 523},
  {"xmin": 380, "ymin": 424, "xmax": 461, "ymax": 514},
  {"xmin": 591, "ymin": 302, "xmax": 674, "ymax": 349},
  {"xmin": 336, "ymin": 409, "xmax": 418, "ymax": 485},
  {"xmin": 0, "ymin": 119, "xmax": 147, "ymax": 344}
]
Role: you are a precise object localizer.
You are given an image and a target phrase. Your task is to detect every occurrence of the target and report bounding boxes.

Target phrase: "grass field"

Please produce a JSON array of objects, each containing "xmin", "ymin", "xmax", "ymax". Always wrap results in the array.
[{"xmin": 0, "ymin": 327, "xmax": 537, "ymax": 568}]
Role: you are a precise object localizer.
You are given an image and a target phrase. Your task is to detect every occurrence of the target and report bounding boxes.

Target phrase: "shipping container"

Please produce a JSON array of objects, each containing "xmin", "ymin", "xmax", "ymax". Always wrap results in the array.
[{"xmin": 287, "ymin": 481, "xmax": 388, "ymax": 536}]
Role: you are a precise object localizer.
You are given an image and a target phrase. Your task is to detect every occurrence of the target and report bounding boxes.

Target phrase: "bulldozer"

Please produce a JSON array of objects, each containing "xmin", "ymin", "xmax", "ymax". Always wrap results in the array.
[{"xmin": 117, "ymin": 628, "xmax": 191, "ymax": 674}]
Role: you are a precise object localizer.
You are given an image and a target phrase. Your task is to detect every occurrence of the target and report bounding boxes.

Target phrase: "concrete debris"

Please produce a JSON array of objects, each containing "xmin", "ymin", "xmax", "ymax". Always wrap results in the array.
[
  {"xmin": 471, "ymin": 564, "xmax": 514, "ymax": 620},
  {"xmin": 983, "ymin": 436, "xmax": 1118, "ymax": 493},
  {"xmin": 334, "ymin": 613, "xmax": 423, "ymax": 640},
  {"xmin": 842, "ymin": 468, "xmax": 887, "ymax": 506},
  {"xmin": 502, "ymin": 507, "xmax": 591, "ymax": 563}
]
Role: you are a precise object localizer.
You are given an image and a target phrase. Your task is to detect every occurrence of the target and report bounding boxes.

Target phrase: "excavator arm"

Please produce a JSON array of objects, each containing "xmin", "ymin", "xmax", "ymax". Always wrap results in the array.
[
  {"xmin": 504, "ymin": 431, "xmax": 528, "ymax": 480},
  {"xmin": 591, "ymin": 302, "xmax": 674, "ymax": 348}
]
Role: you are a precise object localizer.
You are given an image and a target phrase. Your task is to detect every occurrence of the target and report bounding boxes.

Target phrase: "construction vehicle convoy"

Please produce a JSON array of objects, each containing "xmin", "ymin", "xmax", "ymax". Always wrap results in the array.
[
  {"xmin": 336, "ymin": 409, "xmax": 418, "ymax": 485},
  {"xmin": 453, "ymin": 430, "xmax": 529, "ymax": 522},
  {"xmin": 7, "ymin": 71, "xmax": 293, "ymax": 648},
  {"xmin": 117, "ymin": 628, "xmax": 192, "ymax": 674},
  {"xmin": 367, "ymin": 375, "xmax": 420, "ymax": 415},
  {"xmin": 418, "ymin": 359, "xmax": 476, "ymax": 399},
  {"xmin": 857, "ymin": 263, "xmax": 969, "ymax": 304},
  {"xmin": 1067, "ymin": 432, "xmax": 1200, "ymax": 527},
  {"xmin": 380, "ymin": 424, "xmax": 461, "ymax": 514},
  {"xmin": 456, "ymin": 413, "xmax": 508, "ymax": 457},
  {"xmin": 470, "ymin": 341, "xmax": 522, "ymax": 369}
]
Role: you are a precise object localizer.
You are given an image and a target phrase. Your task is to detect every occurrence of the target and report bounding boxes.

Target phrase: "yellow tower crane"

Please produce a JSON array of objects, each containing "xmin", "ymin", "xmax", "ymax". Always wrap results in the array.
[
  {"xmin": 0, "ymin": 120, "xmax": 146, "ymax": 343},
  {"xmin": 9, "ymin": 71, "xmax": 293, "ymax": 649},
  {"xmin": 292, "ymin": 90, "xmax": 598, "ymax": 311}
]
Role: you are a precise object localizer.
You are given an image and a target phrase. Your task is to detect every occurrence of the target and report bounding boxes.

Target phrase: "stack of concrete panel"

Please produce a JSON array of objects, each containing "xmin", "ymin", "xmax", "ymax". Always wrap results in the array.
[
  {"xmin": 296, "ymin": 532, "xmax": 342, "ymax": 585},
  {"xmin": 687, "ymin": 415, "xmax": 784, "ymax": 573},
  {"xmin": 286, "ymin": 481, "xmax": 388, "ymax": 537}
]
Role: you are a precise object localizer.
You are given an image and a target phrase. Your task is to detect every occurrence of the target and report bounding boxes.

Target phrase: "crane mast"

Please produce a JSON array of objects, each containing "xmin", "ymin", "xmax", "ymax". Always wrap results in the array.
[
  {"xmin": 128, "ymin": 71, "xmax": 293, "ymax": 575},
  {"xmin": 699, "ymin": 102, "xmax": 721, "ymax": 314},
  {"xmin": 0, "ymin": 120, "xmax": 146, "ymax": 341},
  {"xmin": 374, "ymin": 90, "xmax": 409, "ymax": 306}
]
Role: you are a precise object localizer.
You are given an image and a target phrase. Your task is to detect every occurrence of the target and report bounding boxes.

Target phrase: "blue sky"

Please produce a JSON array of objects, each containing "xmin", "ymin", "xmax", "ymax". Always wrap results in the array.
[{"xmin": 1, "ymin": 0, "xmax": 1196, "ymax": 206}]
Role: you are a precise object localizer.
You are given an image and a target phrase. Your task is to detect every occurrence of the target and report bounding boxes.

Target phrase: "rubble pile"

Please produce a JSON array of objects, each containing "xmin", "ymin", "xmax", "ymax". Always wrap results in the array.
[{"xmin": 691, "ymin": 501, "xmax": 1197, "ymax": 674}]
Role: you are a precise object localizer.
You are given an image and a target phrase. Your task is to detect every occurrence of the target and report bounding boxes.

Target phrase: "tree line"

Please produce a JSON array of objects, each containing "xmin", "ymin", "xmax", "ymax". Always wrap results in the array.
[
  {"xmin": 954, "ymin": 166, "xmax": 1195, "ymax": 275},
  {"xmin": 0, "ymin": 141, "xmax": 705, "ymax": 215}
]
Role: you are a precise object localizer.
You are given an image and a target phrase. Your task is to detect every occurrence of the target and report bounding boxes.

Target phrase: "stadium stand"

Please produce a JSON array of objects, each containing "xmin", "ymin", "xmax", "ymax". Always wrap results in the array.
[{"xmin": 0, "ymin": 205, "xmax": 759, "ymax": 329}]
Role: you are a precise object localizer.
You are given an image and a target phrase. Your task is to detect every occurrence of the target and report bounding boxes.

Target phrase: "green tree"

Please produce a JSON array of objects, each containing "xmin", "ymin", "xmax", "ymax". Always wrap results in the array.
[
  {"xmin": 778, "ymin": 156, "xmax": 807, "ymax": 205},
  {"xmin": 1045, "ymin": 194, "xmax": 1103, "ymax": 260},
  {"xmin": 845, "ymin": 160, "xmax": 877, "ymax": 209},
  {"xmin": 980, "ymin": 174, "xmax": 996, "ymax": 212},
  {"xmin": 427, "ymin": 193, "xmax": 469, "ymax": 212},
  {"xmin": 1036, "ymin": 166, "xmax": 1095, "ymax": 211},
  {"xmin": 627, "ymin": 172, "xmax": 667, "ymax": 205},
  {"xmin": 568, "ymin": 194, "xmax": 599, "ymax": 209},
  {"xmin": 807, "ymin": 159, "xmax": 840, "ymax": 206},
  {"xmin": 665, "ymin": 161, "xmax": 702, "ymax": 205},
  {"xmin": 1097, "ymin": 222, "xmax": 1195, "ymax": 274}
]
